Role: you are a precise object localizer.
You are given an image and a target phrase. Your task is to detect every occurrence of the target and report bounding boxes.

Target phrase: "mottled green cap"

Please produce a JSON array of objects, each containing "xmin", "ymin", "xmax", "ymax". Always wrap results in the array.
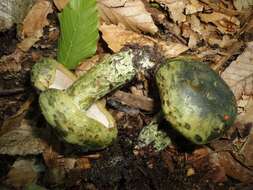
[
  {"xmin": 39, "ymin": 89, "xmax": 117, "ymax": 150},
  {"xmin": 156, "ymin": 59, "xmax": 237, "ymax": 144},
  {"xmin": 31, "ymin": 58, "xmax": 58, "ymax": 91}
]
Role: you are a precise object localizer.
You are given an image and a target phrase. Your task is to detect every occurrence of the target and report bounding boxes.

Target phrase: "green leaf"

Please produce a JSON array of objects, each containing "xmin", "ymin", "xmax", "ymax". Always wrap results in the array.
[{"xmin": 57, "ymin": 0, "xmax": 99, "ymax": 69}]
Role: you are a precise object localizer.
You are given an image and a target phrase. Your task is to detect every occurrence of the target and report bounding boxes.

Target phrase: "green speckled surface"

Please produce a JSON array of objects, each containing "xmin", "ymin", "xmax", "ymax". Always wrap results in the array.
[
  {"xmin": 67, "ymin": 50, "xmax": 137, "ymax": 110},
  {"xmin": 156, "ymin": 59, "xmax": 237, "ymax": 144},
  {"xmin": 31, "ymin": 58, "xmax": 58, "ymax": 91},
  {"xmin": 39, "ymin": 89, "xmax": 117, "ymax": 150}
]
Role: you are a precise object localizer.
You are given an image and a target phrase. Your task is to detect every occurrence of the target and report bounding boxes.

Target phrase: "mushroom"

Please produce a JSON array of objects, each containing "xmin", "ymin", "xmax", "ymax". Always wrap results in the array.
[{"xmin": 31, "ymin": 49, "xmax": 155, "ymax": 150}]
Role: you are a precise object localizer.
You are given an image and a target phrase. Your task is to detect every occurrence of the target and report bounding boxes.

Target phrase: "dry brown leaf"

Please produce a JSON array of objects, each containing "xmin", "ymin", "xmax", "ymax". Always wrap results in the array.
[
  {"xmin": 207, "ymin": 35, "xmax": 237, "ymax": 48},
  {"xmin": 43, "ymin": 146, "xmax": 92, "ymax": 171},
  {"xmin": 5, "ymin": 158, "xmax": 41, "ymax": 188},
  {"xmin": 100, "ymin": 23, "xmax": 188, "ymax": 58},
  {"xmin": 0, "ymin": 119, "xmax": 47, "ymax": 155},
  {"xmin": 53, "ymin": 0, "xmax": 69, "ymax": 10},
  {"xmin": 0, "ymin": 0, "xmax": 35, "ymax": 31},
  {"xmin": 199, "ymin": 12, "xmax": 240, "ymax": 34},
  {"xmin": 185, "ymin": 0, "xmax": 204, "ymax": 14},
  {"xmin": 0, "ymin": 94, "xmax": 34, "ymax": 135},
  {"xmin": 18, "ymin": 0, "xmax": 53, "ymax": 51},
  {"xmin": 233, "ymin": 126, "xmax": 253, "ymax": 168},
  {"xmin": 209, "ymin": 152, "xmax": 253, "ymax": 183},
  {"xmin": 182, "ymin": 21, "xmax": 200, "ymax": 48},
  {"xmin": 98, "ymin": 0, "xmax": 158, "ymax": 34},
  {"xmin": 0, "ymin": 49, "xmax": 24, "ymax": 73},
  {"xmin": 155, "ymin": 0, "xmax": 187, "ymax": 23},
  {"xmin": 221, "ymin": 41, "xmax": 253, "ymax": 100},
  {"xmin": 200, "ymin": 0, "xmax": 239, "ymax": 16},
  {"xmin": 233, "ymin": 0, "xmax": 253, "ymax": 11}
]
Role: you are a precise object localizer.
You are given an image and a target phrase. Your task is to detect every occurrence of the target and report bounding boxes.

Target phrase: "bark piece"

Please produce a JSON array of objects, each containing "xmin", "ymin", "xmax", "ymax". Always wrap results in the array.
[{"xmin": 111, "ymin": 90, "xmax": 154, "ymax": 111}]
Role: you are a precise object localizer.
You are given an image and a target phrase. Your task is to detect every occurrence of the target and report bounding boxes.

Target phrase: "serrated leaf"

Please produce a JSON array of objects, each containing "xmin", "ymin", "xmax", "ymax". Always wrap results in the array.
[{"xmin": 57, "ymin": 0, "xmax": 99, "ymax": 69}]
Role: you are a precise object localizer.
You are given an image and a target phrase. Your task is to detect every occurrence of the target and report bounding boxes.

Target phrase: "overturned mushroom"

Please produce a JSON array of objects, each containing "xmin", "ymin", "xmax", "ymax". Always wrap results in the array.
[
  {"xmin": 31, "ymin": 58, "xmax": 116, "ymax": 150},
  {"xmin": 31, "ymin": 49, "xmax": 155, "ymax": 150}
]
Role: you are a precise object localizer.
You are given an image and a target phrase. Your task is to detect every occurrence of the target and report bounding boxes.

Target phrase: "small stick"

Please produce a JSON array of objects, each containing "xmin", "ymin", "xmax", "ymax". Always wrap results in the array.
[{"xmin": 0, "ymin": 88, "xmax": 25, "ymax": 96}]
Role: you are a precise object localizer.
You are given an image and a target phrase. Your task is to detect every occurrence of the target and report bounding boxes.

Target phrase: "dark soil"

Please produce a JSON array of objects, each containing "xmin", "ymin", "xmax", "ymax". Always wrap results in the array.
[{"xmin": 58, "ymin": 113, "xmax": 236, "ymax": 190}]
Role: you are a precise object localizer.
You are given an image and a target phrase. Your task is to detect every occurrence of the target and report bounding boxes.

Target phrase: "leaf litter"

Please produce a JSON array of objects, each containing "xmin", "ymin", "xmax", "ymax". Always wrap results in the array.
[{"xmin": 0, "ymin": 0, "xmax": 253, "ymax": 189}]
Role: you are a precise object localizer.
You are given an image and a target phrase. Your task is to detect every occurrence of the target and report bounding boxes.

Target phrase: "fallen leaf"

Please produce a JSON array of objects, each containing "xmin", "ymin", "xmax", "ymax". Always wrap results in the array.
[
  {"xmin": 185, "ymin": 0, "xmax": 204, "ymax": 14},
  {"xmin": 233, "ymin": 0, "xmax": 253, "ymax": 11},
  {"xmin": 187, "ymin": 147, "xmax": 228, "ymax": 183},
  {"xmin": 199, "ymin": 12, "xmax": 240, "ymax": 34},
  {"xmin": 43, "ymin": 146, "xmax": 92, "ymax": 172},
  {"xmin": 4, "ymin": 158, "xmax": 44, "ymax": 188},
  {"xmin": 221, "ymin": 41, "xmax": 253, "ymax": 100},
  {"xmin": 233, "ymin": 127, "xmax": 253, "ymax": 168},
  {"xmin": 98, "ymin": 0, "xmax": 158, "ymax": 34},
  {"xmin": 238, "ymin": 98, "xmax": 253, "ymax": 122},
  {"xmin": 199, "ymin": 0, "xmax": 239, "ymax": 16},
  {"xmin": 18, "ymin": 0, "xmax": 53, "ymax": 51},
  {"xmin": 0, "ymin": 119, "xmax": 47, "ymax": 155},
  {"xmin": 215, "ymin": 152, "xmax": 253, "ymax": 182},
  {"xmin": 53, "ymin": 0, "xmax": 69, "ymax": 10},
  {"xmin": 214, "ymin": 41, "xmax": 243, "ymax": 71},
  {"xmin": 18, "ymin": 37, "xmax": 41, "ymax": 52},
  {"xmin": 154, "ymin": 0, "xmax": 187, "ymax": 23},
  {"xmin": 207, "ymin": 34, "xmax": 237, "ymax": 48},
  {"xmin": 182, "ymin": 21, "xmax": 200, "ymax": 48},
  {"xmin": 0, "ymin": 94, "xmax": 34, "ymax": 135},
  {"xmin": 0, "ymin": 0, "xmax": 35, "ymax": 31},
  {"xmin": 0, "ymin": 49, "xmax": 24, "ymax": 73},
  {"xmin": 100, "ymin": 23, "xmax": 188, "ymax": 58}
]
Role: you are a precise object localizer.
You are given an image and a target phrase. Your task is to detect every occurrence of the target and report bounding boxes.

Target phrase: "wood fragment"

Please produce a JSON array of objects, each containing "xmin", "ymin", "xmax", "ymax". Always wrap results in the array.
[
  {"xmin": 0, "ymin": 88, "xmax": 25, "ymax": 96},
  {"xmin": 111, "ymin": 90, "xmax": 154, "ymax": 112}
]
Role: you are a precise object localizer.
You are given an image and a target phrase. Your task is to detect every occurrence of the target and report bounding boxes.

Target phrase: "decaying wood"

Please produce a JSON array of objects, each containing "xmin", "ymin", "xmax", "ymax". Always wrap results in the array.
[{"xmin": 111, "ymin": 90, "xmax": 154, "ymax": 112}]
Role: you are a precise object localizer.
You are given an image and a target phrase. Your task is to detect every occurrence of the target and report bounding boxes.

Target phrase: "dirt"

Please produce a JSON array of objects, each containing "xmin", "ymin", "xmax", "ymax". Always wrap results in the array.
[{"xmin": 50, "ymin": 113, "xmax": 236, "ymax": 190}]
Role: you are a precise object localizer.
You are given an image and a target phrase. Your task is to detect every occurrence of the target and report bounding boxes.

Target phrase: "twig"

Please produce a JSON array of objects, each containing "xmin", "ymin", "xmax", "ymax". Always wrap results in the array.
[
  {"xmin": 213, "ymin": 41, "xmax": 243, "ymax": 71},
  {"xmin": 0, "ymin": 88, "xmax": 25, "ymax": 96}
]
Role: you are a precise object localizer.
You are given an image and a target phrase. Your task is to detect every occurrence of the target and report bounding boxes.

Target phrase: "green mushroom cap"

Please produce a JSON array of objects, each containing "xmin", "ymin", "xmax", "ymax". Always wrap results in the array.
[
  {"xmin": 156, "ymin": 59, "xmax": 237, "ymax": 144},
  {"xmin": 39, "ymin": 89, "xmax": 117, "ymax": 150}
]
